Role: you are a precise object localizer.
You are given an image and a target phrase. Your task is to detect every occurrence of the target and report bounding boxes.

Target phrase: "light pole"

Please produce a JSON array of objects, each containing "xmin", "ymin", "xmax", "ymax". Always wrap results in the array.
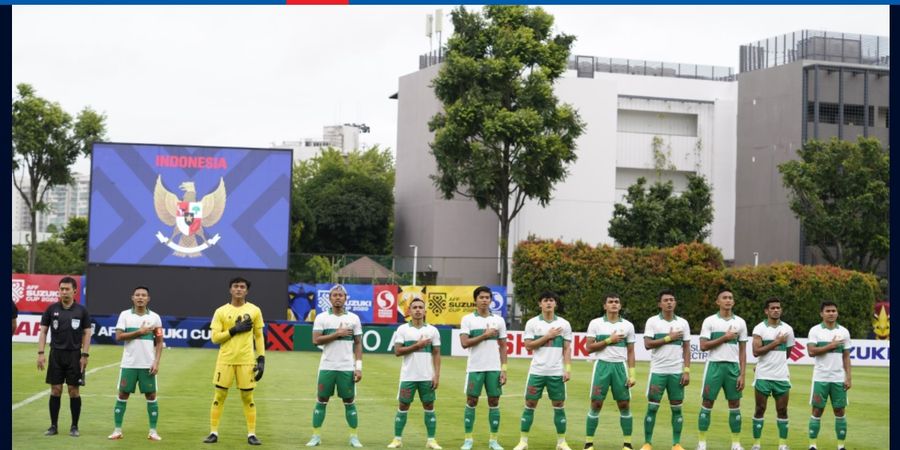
[{"xmin": 409, "ymin": 244, "xmax": 418, "ymax": 286}]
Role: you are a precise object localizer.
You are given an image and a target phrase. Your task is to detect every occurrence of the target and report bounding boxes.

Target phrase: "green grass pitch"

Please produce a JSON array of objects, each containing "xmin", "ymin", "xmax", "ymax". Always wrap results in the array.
[{"xmin": 13, "ymin": 343, "xmax": 888, "ymax": 449}]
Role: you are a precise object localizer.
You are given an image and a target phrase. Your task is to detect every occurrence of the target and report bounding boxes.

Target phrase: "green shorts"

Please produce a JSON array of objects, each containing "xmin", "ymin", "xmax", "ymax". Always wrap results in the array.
[
  {"xmin": 754, "ymin": 379, "xmax": 791, "ymax": 398},
  {"xmin": 701, "ymin": 361, "xmax": 742, "ymax": 402},
  {"xmin": 590, "ymin": 360, "xmax": 630, "ymax": 401},
  {"xmin": 317, "ymin": 370, "xmax": 355, "ymax": 399},
  {"xmin": 118, "ymin": 368, "xmax": 157, "ymax": 394},
  {"xmin": 646, "ymin": 373, "xmax": 684, "ymax": 403},
  {"xmin": 810, "ymin": 381, "xmax": 847, "ymax": 409},
  {"xmin": 398, "ymin": 380, "xmax": 436, "ymax": 404},
  {"xmin": 525, "ymin": 374, "xmax": 566, "ymax": 401},
  {"xmin": 465, "ymin": 371, "xmax": 503, "ymax": 398}
]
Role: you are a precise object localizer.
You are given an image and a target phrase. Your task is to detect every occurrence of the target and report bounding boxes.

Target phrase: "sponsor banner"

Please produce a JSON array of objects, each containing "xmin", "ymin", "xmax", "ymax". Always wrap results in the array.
[
  {"xmin": 372, "ymin": 285, "xmax": 398, "ymax": 324},
  {"xmin": 293, "ymin": 323, "xmax": 452, "ymax": 356},
  {"xmin": 450, "ymin": 330, "xmax": 889, "ymax": 367},
  {"xmin": 397, "ymin": 285, "xmax": 507, "ymax": 326},
  {"xmin": 12, "ymin": 274, "xmax": 83, "ymax": 314},
  {"xmin": 13, "ymin": 314, "xmax": 45, "ymax": 343},
  {"xmin": 315, "ymin": 283, "xmax": 376, "ymax": 323}
]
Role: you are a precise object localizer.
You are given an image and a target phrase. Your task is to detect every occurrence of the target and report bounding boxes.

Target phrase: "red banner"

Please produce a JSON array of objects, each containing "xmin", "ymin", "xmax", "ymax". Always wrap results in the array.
[
  {"xmin": 12, "ymin": 274, "xmax": 81, "ymax": 314},
  {"xmin": 372, "ymin": 284, "xmax": 398, "ymax": 324}
]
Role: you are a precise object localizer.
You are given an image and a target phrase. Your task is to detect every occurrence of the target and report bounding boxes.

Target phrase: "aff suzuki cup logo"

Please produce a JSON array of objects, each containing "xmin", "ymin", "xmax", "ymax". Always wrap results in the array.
[
  {"xmin": 12, "ymin": 280, "xmax": 25, "ymax": 304},
  {"xmin": 490, "ymin": 291, "xmax": 504, "ymax": 313},
  {"xmin": 317, "ymin": 290, "xmax": 332, "ymax": 311}
]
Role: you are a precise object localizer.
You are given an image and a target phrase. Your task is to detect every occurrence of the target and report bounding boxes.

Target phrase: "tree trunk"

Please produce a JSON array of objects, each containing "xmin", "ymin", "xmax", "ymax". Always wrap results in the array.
[
  {"xmin": 28, "ymin": 207, "xmax": 37, "ymax": 274},
  {"xmin": 499, "ymin": 216, "xmax": 510, "ymax": 288}
]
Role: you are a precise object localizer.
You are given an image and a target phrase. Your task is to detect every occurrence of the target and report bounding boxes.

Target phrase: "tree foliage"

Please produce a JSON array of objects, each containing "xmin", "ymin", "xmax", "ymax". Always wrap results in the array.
[
  {"xmin": 12, "ymin": 217, "xmax": 89, "ymax": 275},
  {"xmin": 779, "ymin": 137, "xmax": 889, "ymax": 273},
  {"xmin": 608, "ymin": 174, "xmax": 714, "ymax": 248},
  {"xmin": 428, "ymin": 5, "xmax": 585, "ymax": 286},
  {"xmin": 12, "ymin": 83, "xmax": 106, "ymax": 273},
  {"xmin": 291, "ymin": 146, "xmax": 395, "ymax": 257}
]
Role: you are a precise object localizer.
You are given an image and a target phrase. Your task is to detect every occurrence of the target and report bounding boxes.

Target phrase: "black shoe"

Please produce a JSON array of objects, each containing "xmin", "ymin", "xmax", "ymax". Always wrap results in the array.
[
  {"xmin": 623, "ymin": 444, "xmax": 633, "ymax": 450},
  {"xmin": 204, "ymin": 433, "xmax": 219, "ymax": 443},
  {"xmin": 44, "ymin": 425, "xmax": 58, "ymax": 436},
  {"xmin": 69, "ymin": 426, "xmax": 80, "ymax": 437},
  {"xmin": 248, "ymin": 435, "xmax": 262, "ymax": 445}
]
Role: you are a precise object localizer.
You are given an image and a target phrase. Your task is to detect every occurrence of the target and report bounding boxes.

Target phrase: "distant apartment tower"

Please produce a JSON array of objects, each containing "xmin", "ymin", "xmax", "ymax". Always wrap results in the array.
[
  {"xmin": 394, "ymin": 55, "xmax": 738, "ymax": 284},
  {"xmin": 734, "ymin": 30, "xmax": 889, "ymax": 267},
  {"xmin": 273, "ymin": 123, "xmax": 369, "ymax": 162},
  {"xmin": 12, "ymin": 172, "xmax": 89, "ymax": 244}
]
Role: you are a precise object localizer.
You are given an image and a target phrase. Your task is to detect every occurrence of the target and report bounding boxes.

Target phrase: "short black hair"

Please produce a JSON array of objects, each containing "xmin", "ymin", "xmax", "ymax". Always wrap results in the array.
[
  {"xmin": 409, "ymin": 297, "xmax": 426, "ymax": 307},
  {"xmin": 133, "ymin": 285, "xmax": 151, "ymax": 295},
  {"xmin": 603, "ymin": 292, "xmax": 620, "ymax": 301},
  {"xmin": 229, "ymin": 277, "xmax": 251, "ymax": 289},
  {"xmin": 715, "ymin": 287, "xmax": 733, "ymax": 299},
  {"xmin": 820, "ymin": 301, "xmax": 838, "ymax": 312},
  {"xmin": 539, "ymin": 291, "xmax": 560, "ymax": 302},
  {"xmin": 473, "ymin": 286, "xmax": 492, "ymax": 299},
  {"xmin": 657, "ymin": 289, "xmax": 675, "ymax": 302},
  {"xmin": 59, "ymin": 276, "xmax": 77, "ymax": 289},
  {"xmin": 764, "ymin": 297, "xmax": 781, "ymax": 309}
]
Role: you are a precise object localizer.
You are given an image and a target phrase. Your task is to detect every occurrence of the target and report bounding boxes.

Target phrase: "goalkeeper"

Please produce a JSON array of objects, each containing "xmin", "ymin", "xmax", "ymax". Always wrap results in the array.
[{"xmin": 203, "ymin": 277, "xmax": 266, "ymax": 446}]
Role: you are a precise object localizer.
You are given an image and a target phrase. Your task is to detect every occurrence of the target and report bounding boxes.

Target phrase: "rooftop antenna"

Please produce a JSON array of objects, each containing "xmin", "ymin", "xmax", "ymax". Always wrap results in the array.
[
  {"xmin": 434, "ymin": 9, "xmax": 443, "ymax": 60},
  {"xmin": 426, "ymin": 13, "xmax": 433, "ymax": 60}
]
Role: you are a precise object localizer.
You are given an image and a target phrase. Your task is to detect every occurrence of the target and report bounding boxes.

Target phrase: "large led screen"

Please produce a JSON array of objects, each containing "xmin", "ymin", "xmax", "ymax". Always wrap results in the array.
[{"xmin": 88, "ymin": 143, "xmax": 292, "ymax": 270}]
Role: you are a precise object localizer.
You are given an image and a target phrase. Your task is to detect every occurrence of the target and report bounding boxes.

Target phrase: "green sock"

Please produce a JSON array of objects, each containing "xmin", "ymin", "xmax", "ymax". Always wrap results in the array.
[
  {"xmin": 489, "ymin": 407, "xmax": 500, "ymax": 433},
  {"xmin": 147, "ymin": 400, "xmax": 159, "ymax": 429},
  {"xmin": 553, "ymin": 406, "xmax": 567, "ymax": 435},
  {"xmin": 424, "ymin": 409, "xmax": 437, "ymax": 438},
  {"xmin": 394, "ymin": 410, "xmax": 408, "ymax": 437},
  {"xmin": 835, "ymin": 416, "xmax": 847, "ymax": 442},
  {"xmin": 698, "ymin": 407, "xmax": 711, "ymax": 432},
  {"xmin": 777, "ymin": 418, "xmax": 789, "ymax": 440},
  {"xmin": 620, "ymin": 408, "xmax": 633, "ymax": 438},
  {"xmin": 808, "ymin": 415, "xmax": 821, "ymax": 439},
  {"xmin": 520, "ymin": 407, "xmax": 535, "ymax": 433},
  {"xmin": 586, "ymin": 409, "xmax": 600, "ymax": 438},
  {"xmin": 644, "ymin": 402, "xmax": 659, "ymax": 444},
  {"xmin": 729, "ymin": 408, "xmax": 742, "ymax": 434},
  {"xmin": 752, "ymin": 417, "xmax": 764, "ymax": 439},
  {"xmin": 344, "ymin": 402, "xmax": 358, "ymax": 429},
  {"xmin": 312, "ymin": 402, "xmax": 327, "ymax": 428},
  {"xmin": 464, "ymin": 405, "xmax": 476, "ymax": 433},
  {"xmin": 113, "ymin": 398, "xmax": 127, "ymax": 428},
  {"xmin": 671, "ymin": 405, "xmax": 683, "ymax": 445}
]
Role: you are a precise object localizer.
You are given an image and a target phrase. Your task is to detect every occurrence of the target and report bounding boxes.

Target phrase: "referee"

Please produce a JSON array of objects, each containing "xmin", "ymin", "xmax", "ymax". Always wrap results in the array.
[{"xmin": 37, "ymin": 276, "xmax": 92, "ymax": 437}]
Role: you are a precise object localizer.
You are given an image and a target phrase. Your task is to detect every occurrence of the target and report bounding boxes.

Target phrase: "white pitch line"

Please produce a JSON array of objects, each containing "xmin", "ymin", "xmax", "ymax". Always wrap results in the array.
[{"xmin": 12, "ymin": 362, "xmax": 119, "ymax": 411}]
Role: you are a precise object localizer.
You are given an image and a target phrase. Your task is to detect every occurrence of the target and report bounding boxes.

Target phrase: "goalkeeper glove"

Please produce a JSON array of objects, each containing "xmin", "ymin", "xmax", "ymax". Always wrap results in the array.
[
  {"xmin": 254, "ymin": 355, "xmax": 265, "ymax": 381},
  {"xmin": 229, "ymin": 316, "xmax": 253, "ymax": 336}
]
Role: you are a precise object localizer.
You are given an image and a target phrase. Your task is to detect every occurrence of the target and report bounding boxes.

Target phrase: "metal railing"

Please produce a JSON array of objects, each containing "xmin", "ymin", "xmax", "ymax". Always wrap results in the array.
[
  {"xmin": 568, "ymin": 55, "xmax": 735, "ymax": 81},
  {"xmin": 740, "ymin": 30, "xmax": 889, "ymax": 73}
]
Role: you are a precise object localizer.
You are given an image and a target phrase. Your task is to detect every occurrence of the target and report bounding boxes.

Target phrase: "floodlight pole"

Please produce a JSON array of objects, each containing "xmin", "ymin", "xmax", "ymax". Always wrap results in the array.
[{"xmin": 410, "ymin": 244, "xmax": 418, "ymax": 286}]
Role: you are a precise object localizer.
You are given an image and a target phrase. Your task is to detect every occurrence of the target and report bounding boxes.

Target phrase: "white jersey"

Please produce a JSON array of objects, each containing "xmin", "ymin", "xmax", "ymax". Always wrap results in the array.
[
  {"xmin": 586, "ymin": 316, "xmax": 636, "ymax": 363},
  {"xmin": 393, "ymin": 322, "xmax": 441, "ymax": 381},
  {"xmin": 312, "ymin": 310, "xmax": 363, "ymax": 371},
  {"xmin": 523, "ymin": 315, "xmax": 573, "ymax": 376},
  {"xmin": 115, "ymin": 308, "xmax": 163, "ymax": 369},
  {"xmin": 460, "ymin": 312, "xmax": 507, "ymax": 372},
  {"xmin": 643, "ymin": 314, "xmax": 691, "ymax": 374},
  {"xmin": 699, "ymin": 313, "xmax": 748, "ymax": 363},
  {"xmin": 808, "ymin": 323, "xmax": 852, "ymax": 383},
  {"xmin": 752, "ymin": 320, "xmax": 795, "ymax": 382}
]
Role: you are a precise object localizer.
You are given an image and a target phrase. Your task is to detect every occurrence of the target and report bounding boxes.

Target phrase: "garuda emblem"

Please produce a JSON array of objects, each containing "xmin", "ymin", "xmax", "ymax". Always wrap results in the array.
[{"xmin": 153, "ymin": 175, "xmax": 226, "ymax": 257}]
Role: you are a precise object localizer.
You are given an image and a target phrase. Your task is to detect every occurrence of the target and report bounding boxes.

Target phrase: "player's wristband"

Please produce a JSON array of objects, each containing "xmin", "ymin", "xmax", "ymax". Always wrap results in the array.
[
  {"xmin": 501, "ymin": 364, "xmax": 508, "ymax": 371},
  {"xmin": 628, "ymin": 368, "xmax": 636, "ymax": 380},
  {"xmin": 683, "ymin": 367, "xmax": 691, "ymax": 373},
  {"xmin": 81, "ymin": 352, "xmax": 90, "ymax": 357},
  {"xmin": 564, "ymin": 363, "xmax": 571, "ymax": 372},
  {"xmin": 604, "ymin": 337, "xmax": 612, "ymax": 345},
  {"xmin": 663, "ymin": 336, "xmax": 672, "ymax": 343},
  {"xmin": 355, "ymin": 360, "xmax": 363, "ymax": 371}
]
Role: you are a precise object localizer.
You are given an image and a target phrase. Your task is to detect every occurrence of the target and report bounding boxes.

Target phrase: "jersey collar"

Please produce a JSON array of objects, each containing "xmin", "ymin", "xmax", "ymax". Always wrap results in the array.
[
  {"xmin": 130, "ymin": 307, "xmax": 151, "ymax": 316},
  {"xmin": 658, "ymin": 313, "xmax": 678, "ymax": 322},
  {"xmin": 716, "ymin": 312, "xmax": 735, "ymax": 320},
  {"xmin": 820, "ymin": 321, "xmax": 839, "ymax": 330},
  {"xmin": 603, "ymin": 315, "xmax": 621, "ymax": 324},
  {"xmin": 538, "ymin": 314, "xmax": 557, "ymax": 323}
]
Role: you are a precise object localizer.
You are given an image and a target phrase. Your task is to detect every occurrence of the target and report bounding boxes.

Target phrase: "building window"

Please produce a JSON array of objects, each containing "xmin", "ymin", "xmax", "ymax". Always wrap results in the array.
[
  {"xmin": 879, "ymin": 106, "xmax": 890, "ymax": 128},
  {"xmin": 843, "ymin": 104, "xmax": 864, "ymax": 126},
  {"xmin": 807, "ymin": 102, "xmax": 839, "ymax": 125}
]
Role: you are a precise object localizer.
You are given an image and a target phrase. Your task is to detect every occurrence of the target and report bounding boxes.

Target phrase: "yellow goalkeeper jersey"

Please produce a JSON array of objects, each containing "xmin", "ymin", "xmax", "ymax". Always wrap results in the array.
[{"xmin": 211, "ymin": 301, "xmax": 265, "ymax": 365}]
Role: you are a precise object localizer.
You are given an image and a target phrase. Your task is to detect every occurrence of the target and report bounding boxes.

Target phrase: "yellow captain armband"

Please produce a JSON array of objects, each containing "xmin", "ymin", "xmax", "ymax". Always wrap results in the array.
[
  {"xmin": 663, "ymin": 336, "xmax": 672, "ymax": 343},
  {"xmin": 604, "ymin": 337, "xmax": 612, "ymax": 345},
  {"xmin": 564, "ymin": 363, "xmax": 572, "ymax": 372},
  {"xmin": 501, "ymin": 364, "xmax": 508, "ymax": 371}
]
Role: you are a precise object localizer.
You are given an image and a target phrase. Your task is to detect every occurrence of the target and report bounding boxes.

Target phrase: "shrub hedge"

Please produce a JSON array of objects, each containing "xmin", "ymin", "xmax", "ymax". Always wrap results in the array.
[{"xmin": 512, "ymin": 238, "xmax": 878, "ymax": 337}]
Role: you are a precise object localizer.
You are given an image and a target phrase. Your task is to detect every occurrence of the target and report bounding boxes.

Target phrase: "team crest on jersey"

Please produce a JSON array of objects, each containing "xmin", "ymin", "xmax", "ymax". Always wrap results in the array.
[{"xmin": 71, "ymin": 318, "xmax": 81, "ymax": 329}]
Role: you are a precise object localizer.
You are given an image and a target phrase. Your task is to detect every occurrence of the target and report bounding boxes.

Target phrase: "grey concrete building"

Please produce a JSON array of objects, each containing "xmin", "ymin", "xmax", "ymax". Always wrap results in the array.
[{"xmin": 734, "ymin": 30, "xmax": 889, "ymax": 267}]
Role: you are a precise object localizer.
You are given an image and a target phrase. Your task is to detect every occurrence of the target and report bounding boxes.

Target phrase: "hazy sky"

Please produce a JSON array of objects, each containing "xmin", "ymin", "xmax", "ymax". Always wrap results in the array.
[{"xmin": 11, "ymin": 5, "xmax": 888, "ymax": 174}]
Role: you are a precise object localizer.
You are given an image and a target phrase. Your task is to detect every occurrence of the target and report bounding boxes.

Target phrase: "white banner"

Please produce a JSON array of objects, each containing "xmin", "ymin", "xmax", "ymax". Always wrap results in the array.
[
  {"xmin": 450, "ymin": 329, "xmax": 889, "ymax": 367},
  {"xmin": 13, "ymin": 314, "xmax": 44, "ymax": 343}
]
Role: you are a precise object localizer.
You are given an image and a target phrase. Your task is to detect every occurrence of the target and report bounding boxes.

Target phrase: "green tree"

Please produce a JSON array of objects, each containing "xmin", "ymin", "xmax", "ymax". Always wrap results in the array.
[
  {"xmin": 292, "ymin": 146, "xmax": 395, "ymax": 256},
  {"xmin": 779, "ymin": 137, "xmax": 889, "ymax": 273},
  {"xmin": 608, "ymin": 174, "xmax": 714, "ymax": 248},
  {"xmin": 429, "ymin": 6, "xmax": 585, "ymax": 286},
  {"xmin": 12, "ymin": 83, "xmax": 106, "ymax": 273}
]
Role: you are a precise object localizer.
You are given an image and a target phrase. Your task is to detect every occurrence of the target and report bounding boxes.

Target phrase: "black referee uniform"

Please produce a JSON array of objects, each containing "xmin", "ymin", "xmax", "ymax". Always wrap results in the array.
[{"xmin": 40, "ymin": 301, "xmax": 91, "ymax": 434}]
